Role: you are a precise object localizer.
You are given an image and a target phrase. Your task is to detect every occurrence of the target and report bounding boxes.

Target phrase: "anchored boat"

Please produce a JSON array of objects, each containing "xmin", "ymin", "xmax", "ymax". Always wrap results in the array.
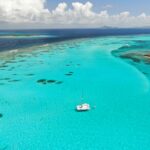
[{"xmin": 76, "ymin": 103, "xmax": 90, "ymax": 111}]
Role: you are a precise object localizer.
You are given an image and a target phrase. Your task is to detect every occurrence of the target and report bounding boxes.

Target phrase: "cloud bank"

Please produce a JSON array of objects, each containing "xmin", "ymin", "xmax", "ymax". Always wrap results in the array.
[{"xmin": 0, "ymin": 0, "xmax": 150, "ymax": 28}]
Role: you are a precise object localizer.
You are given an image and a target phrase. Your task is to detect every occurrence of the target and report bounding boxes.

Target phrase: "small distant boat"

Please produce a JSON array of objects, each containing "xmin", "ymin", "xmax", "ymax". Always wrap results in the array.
[{"xmin": 76, "ymin": 103, "xmax": 90, "ymax": 111}]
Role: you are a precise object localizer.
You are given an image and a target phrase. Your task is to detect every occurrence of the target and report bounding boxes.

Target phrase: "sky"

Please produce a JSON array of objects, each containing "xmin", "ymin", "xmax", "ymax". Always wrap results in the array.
[
  {"xmin": 0, "ymin": 0, "xmax": 150, "ymax": 29},
  {"xmin": 47, "ymin": 0, "xmax": 150, "ymax": 15}
]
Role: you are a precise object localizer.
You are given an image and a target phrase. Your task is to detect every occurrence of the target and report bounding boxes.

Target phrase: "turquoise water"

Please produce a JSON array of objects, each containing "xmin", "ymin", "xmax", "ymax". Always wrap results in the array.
[{"xmin": 0, "ymin": 35, "xmax": 150, "ymax": 149}]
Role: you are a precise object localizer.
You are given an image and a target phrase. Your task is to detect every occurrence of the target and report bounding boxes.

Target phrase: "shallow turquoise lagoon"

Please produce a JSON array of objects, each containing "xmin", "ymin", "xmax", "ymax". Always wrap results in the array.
[{"xmin": 0, "ymin": 36, "xmax": 150, "ymax": 149}]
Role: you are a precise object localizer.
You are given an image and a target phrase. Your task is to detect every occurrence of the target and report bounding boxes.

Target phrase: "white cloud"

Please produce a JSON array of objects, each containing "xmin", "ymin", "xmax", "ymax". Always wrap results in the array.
[
  {"xmin": 0, "ymin": 0, "xmax": 49, "ymax": 23},
  {"xmin": 0, "ymin": 0, "xmax": 150, "ymax": 28}
]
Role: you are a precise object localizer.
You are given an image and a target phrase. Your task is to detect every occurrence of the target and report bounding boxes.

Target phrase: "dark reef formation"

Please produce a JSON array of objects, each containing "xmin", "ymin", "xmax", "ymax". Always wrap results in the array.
[
  {"xmin": 112, "ymin": 40, "xmax": 150, "ymax": 77},
  {"xmin": 0, "ymin": 113, "xmax": 3, "ymax": 118},
  {"xmin": 37, "ymin": 79, "xmax": 63, "ymax": 85},
  {"xmin": 116, "ymin": 51, "xmax": 150, "ymax": 64},
  {"xmin": 65, "ymin": 72, "xmax": 74, "ymax": 76}
]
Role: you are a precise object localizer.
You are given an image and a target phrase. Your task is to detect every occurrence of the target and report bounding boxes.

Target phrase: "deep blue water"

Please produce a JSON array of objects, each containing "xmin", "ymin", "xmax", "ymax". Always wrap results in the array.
[{"xmin": 1, "ymin": 28, "xmax": 150, "ymax": 52}]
